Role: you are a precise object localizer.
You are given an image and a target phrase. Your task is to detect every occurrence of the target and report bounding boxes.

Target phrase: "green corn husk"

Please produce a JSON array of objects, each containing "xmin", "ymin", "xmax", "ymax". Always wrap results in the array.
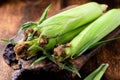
[
  {"xmin": 54, "ymin": 9, "xmax": 120, "ymax": 61},
  {"xmin": 84, "ymin": 63, "xmax": 109, "ymax": 80},
  {"xmin": 36, "ymin": 2, "xmax": 107, "ymax": 51},
  {"xmin": 38, "ymin": 2, "xmax": 107, "ymax": 38},
  {"xmin": 38, "ymin": 5, "xmax": 51, "ymax": 24},
  {"xmin": 20, "ymin": 5, "xmax": 50, "ymax": 41},
  {"xmin": 14, "ymin": 2, "xmax": 107, "ymax": 59},
  {"xmin": 45, "ymin": 24, "xmax": 88, "ymax": 50},
  {"xmin": 16, "ymin": 24, "xmax": 88, "ymax": 58}
]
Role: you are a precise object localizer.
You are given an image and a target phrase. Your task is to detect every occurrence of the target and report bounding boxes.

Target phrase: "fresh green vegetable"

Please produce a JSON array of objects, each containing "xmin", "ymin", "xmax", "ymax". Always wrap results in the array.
[
  {"xmin": 18, "ymin": 2, "xmax": 107, "ymax": 50},
  {"xmin": 84, "ymin": 63, "xmax": 109, "ymax": 80},
  {"xmin": 14, "ymin": 2, "xmax": 107, "ymax": 59},
  {"xmin": 44, "ymin": 24, "xmax": 89, "ymax": 50},
  {"xmin": 38, "ymin": 2, "xmax": 107, "ymax": 38},
  {"xmin": 31, "ymin": 2, "xmax": 107, "ymax": 51},
  {"xmin": 14, "ymin": 24, "xmax": 88, "ymax": 59},
  {"xmin": 37, "ymin": 2, "xmax": 107, "ymax": 51},
  {"xmin": 54, "ymin": 9, "xmax": 120, "ymax": 61},
  {"xmin": 12, "ymin": 2, "xmax": 119, "ymax": 78}
]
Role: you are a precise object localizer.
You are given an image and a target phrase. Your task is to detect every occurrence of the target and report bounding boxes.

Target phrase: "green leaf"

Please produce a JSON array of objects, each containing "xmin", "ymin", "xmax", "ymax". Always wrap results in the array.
[
  {"xmin": 89, "ymin": 37, "xmax": 120, "ymax": 49},
  {"xmin": 84, "ymin": 63, "xmax": 109, "ymax": 80},
  {"xmin": 21, "ymin": 22, "xmax": 37, "ymax": 30},
  {"xmin": 57, "ymin": 61, "xmax": 81, "ymax": 78},
  {"xmin": 27, "ymin": 43, "xmax": 43, "ymax": 59},
  {"xmin": 73, "ymin": 37, "xmax": 120, "ymax": 58},
  {"xmin": 41, "ymin": 51, "xmax": 81, "ymax": 77},
  {"xmin": 65, "ymin": 61, "xmax": 81, "ymax": 78},
  {"xmin": 43, "ymin": 51, "xmax": 56, "ymax": 63},
  {"xmin": 38, "ymin": 5, "xmax": 51, "ymax": 24},
  {"xmin": 0, "ymin": 38, "xmax": 17, "ymax": 45},
  {"xmin": 31, "ymin": 55, "xmax": 47, "ymax": 66}
]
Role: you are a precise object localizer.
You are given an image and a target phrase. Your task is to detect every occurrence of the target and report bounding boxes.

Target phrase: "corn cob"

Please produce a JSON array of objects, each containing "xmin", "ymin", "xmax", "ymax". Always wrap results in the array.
[
  {"xmin": 14, "ymin": 24, "xmax": 88, "ymax": 59},
  {"xmin": 37, "ymin": 2, "xmax": 107, "ymax": 50},
  {"xmin": 45, "ymin": 24, "xmax": 88, "ymax": 50},
  {"xmin": 38, "ymin": 2, "xmax": 107, "ymax": 38},
  {"xmin": 14, "ymin": 2, "xmax": 107, "ymax": 59},
  {"xmin": 84, "ymin": 63, "xmax": 109, "ymax": 80},
  {"xmin": 54, "ymin": 9, "xmax": 120, "ymax": 61}
]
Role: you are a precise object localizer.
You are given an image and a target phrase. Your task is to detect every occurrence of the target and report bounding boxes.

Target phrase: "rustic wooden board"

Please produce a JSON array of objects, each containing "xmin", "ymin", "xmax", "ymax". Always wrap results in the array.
[{"xmin": 0, "ymin": 0, "xmax": 120, "ymax": 80}]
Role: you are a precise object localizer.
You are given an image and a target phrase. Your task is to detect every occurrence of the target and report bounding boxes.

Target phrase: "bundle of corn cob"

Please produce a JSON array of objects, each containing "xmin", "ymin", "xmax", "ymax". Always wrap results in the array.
[
  {"xmin": 3, "ymin": 2, "xmax": 120, "ymax": 78},
  {"xmin": 54, "ymin": 9, "xmax": 120, "ymax": 61},
  {"xmin": 14, "ymin": 2, "xmax": 107, "ymax": 59}
]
